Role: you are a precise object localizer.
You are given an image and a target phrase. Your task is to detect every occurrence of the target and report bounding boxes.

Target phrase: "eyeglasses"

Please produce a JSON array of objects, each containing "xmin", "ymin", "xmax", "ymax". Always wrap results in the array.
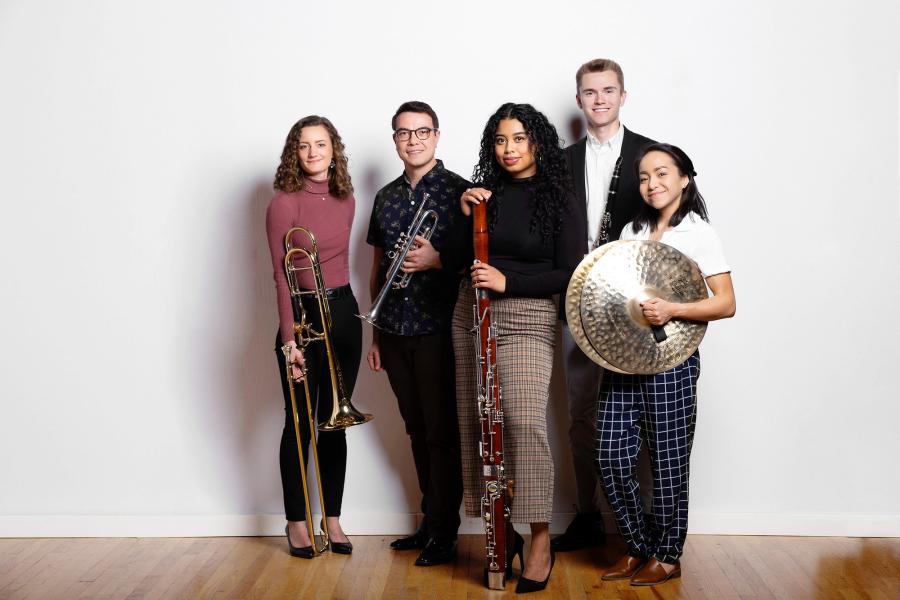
[{"xmin": 393, "ymin": 127, "xmax": 437, "ymax": 142}]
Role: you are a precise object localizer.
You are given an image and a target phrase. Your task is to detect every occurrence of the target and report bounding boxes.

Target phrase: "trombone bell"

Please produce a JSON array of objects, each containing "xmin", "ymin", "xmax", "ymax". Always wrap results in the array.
[{"xmin": 320, "ymin": 402, "xmax": 374, "ymax": 431}]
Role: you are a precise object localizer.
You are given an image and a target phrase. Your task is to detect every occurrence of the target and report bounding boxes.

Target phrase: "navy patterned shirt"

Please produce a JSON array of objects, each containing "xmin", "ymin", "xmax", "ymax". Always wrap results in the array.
[{"xmin": 366, "ymin": 160, "xmax": 470, "ymax": 336}]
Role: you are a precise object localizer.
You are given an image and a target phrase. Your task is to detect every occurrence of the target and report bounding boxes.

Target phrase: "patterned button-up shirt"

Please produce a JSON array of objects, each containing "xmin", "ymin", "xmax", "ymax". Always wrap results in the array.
[{"xmin": 366, "ymin": 160, "xmax": 470, "ymax": 336}]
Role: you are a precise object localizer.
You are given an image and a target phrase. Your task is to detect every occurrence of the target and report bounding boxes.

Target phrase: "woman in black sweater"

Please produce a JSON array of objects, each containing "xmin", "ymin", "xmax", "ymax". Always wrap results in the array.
[{"xmin": 452, "ymin": 103, "xmax": 585, "ymax": 593}]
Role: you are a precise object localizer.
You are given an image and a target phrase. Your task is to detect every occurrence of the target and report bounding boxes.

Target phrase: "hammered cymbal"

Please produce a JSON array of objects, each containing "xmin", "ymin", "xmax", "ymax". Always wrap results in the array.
[
  {"xmin": 581, "ymin": 240, "xmax": 708, "ymax": 375},
  {"xmin": 565, "ymin": 241, "xmax": 630, "ymax": 374}
]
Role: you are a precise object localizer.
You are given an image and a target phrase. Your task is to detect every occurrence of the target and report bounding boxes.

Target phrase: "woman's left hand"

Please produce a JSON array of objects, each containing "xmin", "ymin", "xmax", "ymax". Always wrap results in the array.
[
  {"xmin": 641, "ymin": 297, "xmax": 678, "ymax": 326},
  {"xmin": 471, "ymin": 261, "xmax": 506, "ymax": 293},
  {"xmin": 460, "ymin": 187, "xmax": 492, "ymax": 217}
]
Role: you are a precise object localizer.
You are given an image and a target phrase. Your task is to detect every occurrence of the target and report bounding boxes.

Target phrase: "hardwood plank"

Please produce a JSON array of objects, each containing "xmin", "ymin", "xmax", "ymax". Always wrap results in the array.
[{"xmin": 1, "ymin": 535, "xmax": 898, "ymax": 600}]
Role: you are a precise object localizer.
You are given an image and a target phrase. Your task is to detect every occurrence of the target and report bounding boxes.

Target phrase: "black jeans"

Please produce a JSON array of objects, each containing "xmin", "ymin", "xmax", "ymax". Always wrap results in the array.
[
  {"xmin": 380, "ymin": 330, "xmax": 462, "ymax": 540},
  {"xmin": 276, "ymin": 289, "xmax": 362, "ymax": 521}
]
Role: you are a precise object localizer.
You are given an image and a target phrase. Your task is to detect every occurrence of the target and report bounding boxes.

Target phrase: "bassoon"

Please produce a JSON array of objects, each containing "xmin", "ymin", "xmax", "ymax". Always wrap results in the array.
[{"xmin": 472, "ymin": 202, "xmax": 514, "ymax": 589}]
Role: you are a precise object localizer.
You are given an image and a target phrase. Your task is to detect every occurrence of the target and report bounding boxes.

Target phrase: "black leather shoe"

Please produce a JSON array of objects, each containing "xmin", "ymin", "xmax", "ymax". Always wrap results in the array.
[
  {"xmin": 550, "ymin": 512, "xmax": 605, "ymax": 552},
  {"xmin": 285, "ymin": 524, "xmax": 314, "ymax": 559},
  {"xmin": 390, "ymin": 523, "xmax": 428, "ymax": 551},
  {"xmin": 515, "ymin": 550, "xmax": 555, "ymax": 594},
  {"xmin": 414, "ymin": 538, "xmax": 457, "ymax": 567},
  {"xmin": 329, "ymin": 539, "xmax": 353, "ymax": 554},
  {"xmin": 321, "ymin": 519, "xmax": 352, "ymax": 555}
]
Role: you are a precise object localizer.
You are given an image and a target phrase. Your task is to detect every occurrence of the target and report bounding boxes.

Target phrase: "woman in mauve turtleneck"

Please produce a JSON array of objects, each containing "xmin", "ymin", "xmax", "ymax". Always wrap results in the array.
[
  {"xmin": 453, "ymin": 103, "xmax": 584, "ymax": 593},
  {"xmin": 266, "ymin": 116, "xmax": 361, "ymax": 558}
]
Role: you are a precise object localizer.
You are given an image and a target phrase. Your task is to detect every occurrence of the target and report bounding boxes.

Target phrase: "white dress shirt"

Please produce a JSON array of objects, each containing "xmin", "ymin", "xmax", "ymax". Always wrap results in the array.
[{"xmin": 584, "ymin": 123, "xmax": 625, "ymax": 249}]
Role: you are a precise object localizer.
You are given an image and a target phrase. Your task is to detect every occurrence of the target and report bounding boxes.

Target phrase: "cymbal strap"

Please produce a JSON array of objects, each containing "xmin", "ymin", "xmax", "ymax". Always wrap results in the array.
[{"xmin": 652, "ymin": 325, "xmax": 668, "ymax": 343}]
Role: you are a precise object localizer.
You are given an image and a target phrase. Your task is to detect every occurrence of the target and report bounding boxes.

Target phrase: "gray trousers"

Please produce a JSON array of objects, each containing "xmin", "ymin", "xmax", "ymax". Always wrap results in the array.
[
  {"xmin": 560, "ymin": 325, "xmax": 607, "ymax": 513},
  {"xmin": 561, "ymin": 324, "xmax": 652, "ymax": 515}
]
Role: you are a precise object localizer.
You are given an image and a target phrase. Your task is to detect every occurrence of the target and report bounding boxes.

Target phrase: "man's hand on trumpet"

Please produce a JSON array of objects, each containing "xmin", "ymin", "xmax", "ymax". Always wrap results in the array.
[{"xmin": 401, "ymin": 235, "xmax": 441, "ymax": 272}]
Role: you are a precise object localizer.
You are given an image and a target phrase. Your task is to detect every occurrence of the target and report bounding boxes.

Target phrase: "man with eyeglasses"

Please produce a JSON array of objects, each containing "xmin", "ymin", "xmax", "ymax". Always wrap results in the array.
[
  {"xmin": 553, "ymin": 58, "xmax": 656, "ymax": 556},
  {"xmin": 365, "ymin": 100, "xmax": 467, "ymax": 566}
]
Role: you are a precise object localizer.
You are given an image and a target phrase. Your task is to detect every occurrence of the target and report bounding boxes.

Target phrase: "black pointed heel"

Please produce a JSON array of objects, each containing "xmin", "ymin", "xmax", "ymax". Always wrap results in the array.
[
  {"xmin": 285, "ymin": 524, "xmax": 314, "ymax": 559},
  {"xmin": 506, "ymin": 531, "xmax": 526, "ymax": 578},
  {"xmin": 515, "ymin": 549, "xmax": 555, "ymax": 594},
  {"xmin": 321, "ymin": 519, "xmax": 353, "ymax": 554}
]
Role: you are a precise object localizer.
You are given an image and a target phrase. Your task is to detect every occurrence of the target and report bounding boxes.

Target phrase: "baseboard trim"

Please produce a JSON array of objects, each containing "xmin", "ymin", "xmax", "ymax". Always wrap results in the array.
[{"xmin": 2, "ymin": 512, "xmax": 897, "ymax": 538}]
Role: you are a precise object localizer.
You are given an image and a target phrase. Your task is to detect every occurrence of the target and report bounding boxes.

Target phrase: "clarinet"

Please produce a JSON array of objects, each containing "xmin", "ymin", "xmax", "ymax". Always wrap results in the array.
[
  {"xmin": 472, "ymin": 201, "xmax": 513, "ymax": 590},
  {"xmin": 594, "ymin": 154, "xmax": 623, "ymax": 250}
]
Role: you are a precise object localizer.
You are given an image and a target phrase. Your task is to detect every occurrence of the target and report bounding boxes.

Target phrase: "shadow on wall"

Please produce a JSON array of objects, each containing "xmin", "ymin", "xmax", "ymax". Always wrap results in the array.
[
  {"xmin": 175, "ymin": 174, "xmax": 287, "ymax": 528},
  {"xmin": 345, "ymin": 162, "xmax": 428, "ymax": 516},
  {"xmin": 227, "ymin": 176, "xmax": 287, "ymax": 528},
  {"xmin": 567, "ymin": 111, "xmax": 586, "ymax": 146}
]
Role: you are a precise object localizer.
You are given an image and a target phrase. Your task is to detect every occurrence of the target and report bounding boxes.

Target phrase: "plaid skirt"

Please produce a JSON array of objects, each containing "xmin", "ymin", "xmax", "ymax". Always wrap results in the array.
[{"xmin": 451, "ymin": 282, "xmax": 557, "ymax": 523}]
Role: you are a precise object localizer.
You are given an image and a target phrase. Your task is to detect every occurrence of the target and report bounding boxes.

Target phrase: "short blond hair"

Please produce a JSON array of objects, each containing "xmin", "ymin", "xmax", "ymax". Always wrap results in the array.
[{"xmin": 575, "ymin": 58, "xmax": 625, "ymax": 93}]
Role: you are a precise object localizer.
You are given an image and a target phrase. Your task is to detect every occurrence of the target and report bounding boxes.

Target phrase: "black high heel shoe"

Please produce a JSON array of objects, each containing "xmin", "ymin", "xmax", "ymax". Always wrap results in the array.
[
  {"xmin": 506, "ymin": 531, "xmax": 525, "ymax": 578},
  {"xmin": 321, "ymin": 519, "xmax": 353, "ymax": 555},
  {"xmin": 285, "ymin": 524, "xmax": 314, "ymax": 559},
  {"xmin": 515, "ymin": 549, "xmax": 555, "ymax": 594}
]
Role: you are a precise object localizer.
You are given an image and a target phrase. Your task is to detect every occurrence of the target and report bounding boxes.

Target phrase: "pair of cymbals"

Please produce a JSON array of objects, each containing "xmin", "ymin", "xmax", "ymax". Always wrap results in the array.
[{"xmin": 566, "ymin": 240, "xmax": 708, "ymax": 375}]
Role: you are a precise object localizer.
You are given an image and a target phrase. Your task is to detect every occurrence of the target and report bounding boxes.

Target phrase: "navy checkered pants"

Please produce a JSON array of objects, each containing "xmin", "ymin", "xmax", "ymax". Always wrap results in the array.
[{"xmin": 595, "ymin": 353, "xmax": 699, "ymax": 564}]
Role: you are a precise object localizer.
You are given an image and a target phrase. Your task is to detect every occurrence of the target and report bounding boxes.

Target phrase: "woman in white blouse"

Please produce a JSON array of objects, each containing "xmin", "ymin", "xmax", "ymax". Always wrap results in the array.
[{"xmin": 597, "ymin": 143, "xmax": 736, "ymax": 587}]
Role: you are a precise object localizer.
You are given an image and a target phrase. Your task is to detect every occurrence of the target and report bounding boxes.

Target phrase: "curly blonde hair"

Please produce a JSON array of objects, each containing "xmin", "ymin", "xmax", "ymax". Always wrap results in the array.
[{"xmin": 273, "ymin": 115, "xmax": 353, "ymax": 197}]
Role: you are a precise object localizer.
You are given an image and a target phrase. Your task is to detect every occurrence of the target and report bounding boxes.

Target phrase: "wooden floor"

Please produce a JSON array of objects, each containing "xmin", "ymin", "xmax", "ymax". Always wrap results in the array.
[{"xmin": 1, "ymin": 534, "xmax": 897, "ymax": 599}]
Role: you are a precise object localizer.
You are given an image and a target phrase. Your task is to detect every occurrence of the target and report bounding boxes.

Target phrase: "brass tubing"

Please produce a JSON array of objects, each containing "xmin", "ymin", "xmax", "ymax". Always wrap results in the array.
[{"xmin": 281, "ymin": 344, "xmax": 330, "ymax": 554}]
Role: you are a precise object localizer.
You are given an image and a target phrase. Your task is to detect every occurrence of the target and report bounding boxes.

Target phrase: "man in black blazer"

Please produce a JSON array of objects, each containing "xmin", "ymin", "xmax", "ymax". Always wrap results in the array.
[{"xmin": 554, "ymin": 58, "xmax": 655, "ymax": 552}]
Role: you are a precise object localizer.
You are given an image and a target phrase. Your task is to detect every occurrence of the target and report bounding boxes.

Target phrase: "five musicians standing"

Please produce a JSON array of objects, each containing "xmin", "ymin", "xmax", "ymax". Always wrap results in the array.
[{"xmin": 265, "ymin": 59, "xmax": 736, "ymax": 591}]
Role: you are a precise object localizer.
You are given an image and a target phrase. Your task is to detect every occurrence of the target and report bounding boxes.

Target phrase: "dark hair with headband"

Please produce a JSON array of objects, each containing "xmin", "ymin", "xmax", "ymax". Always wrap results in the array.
[{"xmin": 630, "ymin": 142, "xmax": 709, "ymax": 234}]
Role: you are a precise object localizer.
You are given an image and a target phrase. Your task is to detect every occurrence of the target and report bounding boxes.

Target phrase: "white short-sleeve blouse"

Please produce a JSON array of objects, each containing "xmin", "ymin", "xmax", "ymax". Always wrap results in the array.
[{"xmin": 620, "ymin": 212, "xmax": 730, "ymax": 278}]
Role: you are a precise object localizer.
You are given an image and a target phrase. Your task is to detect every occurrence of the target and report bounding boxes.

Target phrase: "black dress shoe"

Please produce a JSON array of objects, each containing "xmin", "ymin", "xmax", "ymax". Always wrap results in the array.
[
  {"xmin": 320, "ymin": 519, "xmax": 352, "ymax": 554},
  {"xmin": 414, "ymin": 538, "xmax": 457, "ymax": 566},
  {"xmin": 329, "ymin": 539, "xmax": 353, "ymax": 554},
  {"xmin": 550, "ymin": 512, "xmax": 605, "ymax": 552},
  {"xmin": 390, "ymin": 523, "xmax": 428, "ymax": 551},
  {"xmin": 285, "ymin": 524, "xmax": 314, "ymax": 559},
  {"xmin": 515, "ymin": 550, "xmax": 555, "ymax": 594}
]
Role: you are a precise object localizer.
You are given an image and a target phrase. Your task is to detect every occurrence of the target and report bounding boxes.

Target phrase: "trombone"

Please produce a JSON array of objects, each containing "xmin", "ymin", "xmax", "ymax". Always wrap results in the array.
[{"xmin": 281, "ymin": 226, "xmax": 374, "ymax": 555}]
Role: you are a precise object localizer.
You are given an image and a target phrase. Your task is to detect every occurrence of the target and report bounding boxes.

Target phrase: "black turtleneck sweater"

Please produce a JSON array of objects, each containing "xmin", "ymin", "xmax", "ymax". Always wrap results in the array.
[{"xmin": 445, "ymin": 176, "xmax": 585, "ymax": 298}]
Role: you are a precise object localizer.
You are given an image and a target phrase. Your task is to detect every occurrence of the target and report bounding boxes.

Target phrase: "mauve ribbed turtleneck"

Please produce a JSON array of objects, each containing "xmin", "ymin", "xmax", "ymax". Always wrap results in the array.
[{"xmin": 266, "ymin": 178, "xmax": 354, "ymax": 343}]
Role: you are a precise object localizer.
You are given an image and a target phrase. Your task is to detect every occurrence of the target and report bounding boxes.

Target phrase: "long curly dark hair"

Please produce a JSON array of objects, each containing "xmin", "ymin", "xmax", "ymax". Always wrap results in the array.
[
  {"xmin": 630, "ymin": 142, "xmax": 709, "ymax": 233},
  {"xmin": 472, "ymin": 103, "xmax": 571, "ymax": 243},
  {"xmin": 273, "ymin": 115, "xmax": 353, "ymax": 197}
]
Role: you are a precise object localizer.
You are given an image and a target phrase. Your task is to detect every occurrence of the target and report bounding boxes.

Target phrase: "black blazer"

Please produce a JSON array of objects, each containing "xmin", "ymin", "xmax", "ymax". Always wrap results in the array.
[
  {"xmin": 565, "ymin": 126, "xmax": 656, "ymax": 248},
  {"xmin": 560, "ymin": 127, "xmax": 654, "ymax": 321}
]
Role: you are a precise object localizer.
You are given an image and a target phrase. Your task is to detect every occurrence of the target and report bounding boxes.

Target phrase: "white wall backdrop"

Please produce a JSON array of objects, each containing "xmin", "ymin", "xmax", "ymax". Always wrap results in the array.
[{"xmin": 1, "ymin": 0, "xmax": 898, "ymax": 537}]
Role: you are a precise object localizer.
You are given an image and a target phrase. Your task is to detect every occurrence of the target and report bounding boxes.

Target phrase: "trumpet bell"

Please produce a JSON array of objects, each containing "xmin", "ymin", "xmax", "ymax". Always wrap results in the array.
[{"xmin": 356, "ymin": 311, "xmax": 381, "ymax": 329}]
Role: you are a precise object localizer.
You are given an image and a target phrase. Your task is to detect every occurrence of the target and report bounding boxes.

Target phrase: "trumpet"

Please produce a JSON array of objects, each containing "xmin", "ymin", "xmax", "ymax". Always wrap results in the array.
[
  {"xmin": 358, "ymin": 193, "xmax": 438, "ymax": 328},
  {"xmin": 281, "ymin": 226, "xmax": 374, "ymax": 555}
]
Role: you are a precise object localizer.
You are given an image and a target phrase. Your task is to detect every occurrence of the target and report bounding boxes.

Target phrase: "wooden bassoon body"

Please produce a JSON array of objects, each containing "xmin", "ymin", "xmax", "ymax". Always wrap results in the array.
[{"xmin": 472, "ymin": 202, "xmax": 513, "ymax": 589}]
